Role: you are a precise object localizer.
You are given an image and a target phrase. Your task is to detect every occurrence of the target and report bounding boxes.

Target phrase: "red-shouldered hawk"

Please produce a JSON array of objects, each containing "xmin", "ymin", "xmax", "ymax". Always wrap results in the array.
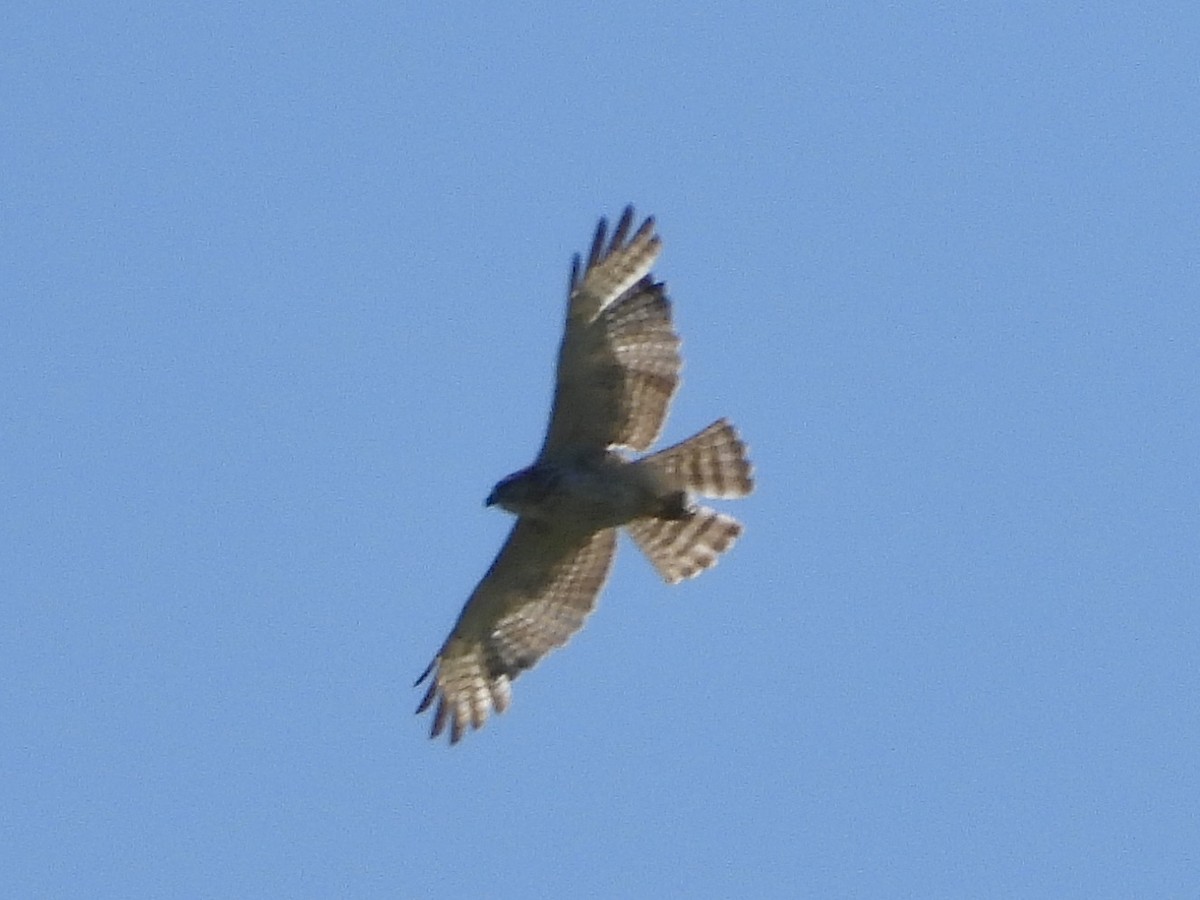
[{"xmin": 416, "ymin": 207, "xmax": 754, "ymax": 744}]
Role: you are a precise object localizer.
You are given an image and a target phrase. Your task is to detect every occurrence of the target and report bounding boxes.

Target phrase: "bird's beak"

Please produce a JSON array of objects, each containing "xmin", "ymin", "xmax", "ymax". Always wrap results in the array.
[{"xmin": 485, "ymin": 492, "xmax": 497, "ymax": 507}]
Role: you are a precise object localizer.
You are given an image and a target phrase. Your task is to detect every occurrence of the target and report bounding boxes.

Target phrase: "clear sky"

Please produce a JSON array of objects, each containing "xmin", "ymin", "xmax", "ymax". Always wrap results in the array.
[{"xmin": 4, "ymin": 3, "xmax": 1198, "ymax": 897}]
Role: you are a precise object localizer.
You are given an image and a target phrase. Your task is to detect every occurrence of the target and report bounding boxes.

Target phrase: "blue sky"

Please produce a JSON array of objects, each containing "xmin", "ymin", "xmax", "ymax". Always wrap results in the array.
[{"xmin": 4, "ymin": 3, "xmax": 1198, "ymax": 897}]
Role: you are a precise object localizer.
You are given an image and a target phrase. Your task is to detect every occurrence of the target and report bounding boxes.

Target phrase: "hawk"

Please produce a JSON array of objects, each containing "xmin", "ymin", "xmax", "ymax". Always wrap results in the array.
[{"xmin": 415, "ymin": 207, "xmax": 753, "ymax": 743}]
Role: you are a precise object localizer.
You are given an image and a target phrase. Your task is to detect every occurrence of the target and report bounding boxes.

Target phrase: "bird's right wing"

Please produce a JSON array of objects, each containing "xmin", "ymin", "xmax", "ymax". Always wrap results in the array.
[{"xmin": 415, "ymin": 520, "xmax": 617, "ymax": 744}]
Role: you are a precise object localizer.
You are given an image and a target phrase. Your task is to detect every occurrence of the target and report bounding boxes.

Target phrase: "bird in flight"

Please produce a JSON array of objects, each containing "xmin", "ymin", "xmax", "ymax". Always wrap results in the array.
[{"xmin": 416, "ymin": 207, "xmax": 753, "ymax": 743}]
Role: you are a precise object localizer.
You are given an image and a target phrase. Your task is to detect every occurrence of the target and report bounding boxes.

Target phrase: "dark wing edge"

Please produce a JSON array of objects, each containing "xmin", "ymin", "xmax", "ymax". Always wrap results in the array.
[
  {"xmin": 567, "ymin": 205, "xmax": 647, "ymax": 307},
  {"xmin": 415, "ymin": 522, "xmax": 617, "ymax": 745}
]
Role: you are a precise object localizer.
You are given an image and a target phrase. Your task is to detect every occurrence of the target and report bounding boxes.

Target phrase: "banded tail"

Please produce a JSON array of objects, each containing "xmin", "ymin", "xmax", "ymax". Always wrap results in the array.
[{"xmin": 626, "ymin": 419, "xmax": 754, "ymax": 584}]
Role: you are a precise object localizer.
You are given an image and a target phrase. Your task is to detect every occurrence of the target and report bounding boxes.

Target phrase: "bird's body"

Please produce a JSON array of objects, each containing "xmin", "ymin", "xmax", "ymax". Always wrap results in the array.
[
  {"xmin": 416, "ymin": 207, "xmax": 754, "ymax": 744},
  {"xmin": 489, "ymin": 452, "xmax": 677, "ymax": 529}
]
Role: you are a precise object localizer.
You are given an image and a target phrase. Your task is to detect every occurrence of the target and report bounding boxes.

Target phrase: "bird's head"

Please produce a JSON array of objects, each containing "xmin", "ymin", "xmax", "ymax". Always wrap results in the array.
[{"xmin": 486, "ymin": 466, "xmax": 558, "ymax": 517}]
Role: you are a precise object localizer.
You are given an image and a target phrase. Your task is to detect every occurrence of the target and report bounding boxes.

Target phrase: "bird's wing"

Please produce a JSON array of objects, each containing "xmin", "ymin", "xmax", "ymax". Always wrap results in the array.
[
  {"xmin": 537, "ymin": 207, "xmax": 682, "ymax": 459},
  {"xmin": 415, "ymin": 520, "xmax": 617, "ymax": 744}
]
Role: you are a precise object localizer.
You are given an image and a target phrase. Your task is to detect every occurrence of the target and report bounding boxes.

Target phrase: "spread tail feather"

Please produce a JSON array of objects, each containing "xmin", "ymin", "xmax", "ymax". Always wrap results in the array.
[
  {"xmin": 626, "ymin": 508, "xmax": 743, "ymax": 584},
  {"xmin": 628, "ymin": 419, "xmax": 753, "ymax": 583},
  {"xmin": 639, "ymin": 418, "xmax": 754, "ymax": 499}
]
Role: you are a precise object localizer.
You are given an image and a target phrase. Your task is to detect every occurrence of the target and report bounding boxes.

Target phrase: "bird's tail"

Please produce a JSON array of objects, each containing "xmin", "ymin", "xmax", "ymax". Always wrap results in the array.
[{"xmin": 627, "ymin": 419, "xmax": 754, "ymax": 584}]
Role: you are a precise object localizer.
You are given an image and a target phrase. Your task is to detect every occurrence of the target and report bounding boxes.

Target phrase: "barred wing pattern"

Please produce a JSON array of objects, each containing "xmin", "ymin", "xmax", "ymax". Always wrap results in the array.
[
  {"xmin": 415, "ymin": 521, "xmax": 617, "ymax": 744},
  {"xmin": 538, "ymin": 208, "xmax": 682, "ymax": 458}
]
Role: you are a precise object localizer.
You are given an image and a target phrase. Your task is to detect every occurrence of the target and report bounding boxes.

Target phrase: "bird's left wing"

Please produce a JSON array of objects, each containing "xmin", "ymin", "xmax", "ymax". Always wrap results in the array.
[
  {"xmin": 537, "ymin": 207, "xmax": 682, "ymax": 460},
  {"xmin": 415, "ymin": 520, "xmax": 617, "ymax": 744}
]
